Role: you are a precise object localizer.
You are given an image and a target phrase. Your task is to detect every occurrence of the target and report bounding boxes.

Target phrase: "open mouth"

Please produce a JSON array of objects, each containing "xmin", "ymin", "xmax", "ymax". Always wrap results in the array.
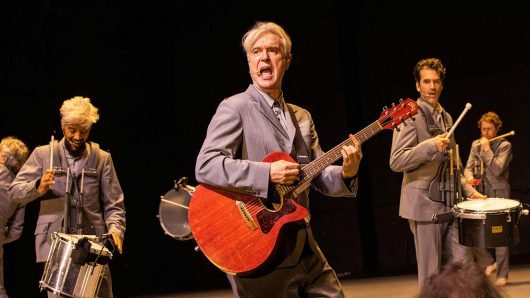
[{"xmin": 258, "ymin": 66, "xmax": 273, "ymax": 79}]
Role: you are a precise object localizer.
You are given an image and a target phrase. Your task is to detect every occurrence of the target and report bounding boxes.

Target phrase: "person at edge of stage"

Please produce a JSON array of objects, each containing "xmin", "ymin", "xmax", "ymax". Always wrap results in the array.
[
  {"xmin": 464, "ymin": 111, "xmax": 512, "ymax": 286},
  {"xmin": 389, "ymin": 57, "xmax": 485, "ymax": 291},
  {"xmin": 195, "ymin": 21, "xmax": 362, "ymax": 297},
  {"xmin": 0, "ymin": 136, "xmax": 29, "ymax": 298},
  {"xmin": 419, "ymin": 261, "xmax": 502, "ymax": 298},
  {"xmin": 9, "ymin": 96, "xmax": 126, "ymax": 297}
]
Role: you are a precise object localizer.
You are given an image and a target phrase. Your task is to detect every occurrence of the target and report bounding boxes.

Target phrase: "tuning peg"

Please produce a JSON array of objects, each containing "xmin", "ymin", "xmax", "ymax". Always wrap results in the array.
[
  {"xmin": 401, "ymin": 117, "xmax": 407, "ymax": 126},
  {"xmin": 391, "ymin": 102, "xmax": 396, "ymax": 108},
  {"xmin": 383, "ymin": 106, "xmax": 388, "ymax": 111},
  {"xmin": 393, "ymin": 123, "xmax": 400, "ymax": 131},
  {"xmin": 407, "ymin": 112, "xmax": 416, "ymax": 121},
  {"xmin": 399, "ymin": 98, "xmax": 403, "ymax": 103}
]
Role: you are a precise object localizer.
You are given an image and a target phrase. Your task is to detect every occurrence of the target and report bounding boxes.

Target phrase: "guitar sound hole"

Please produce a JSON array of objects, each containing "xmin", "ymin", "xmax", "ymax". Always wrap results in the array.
[{"xmin": 262, "ymin": 186, "xmax": 282, "ymax": 211}]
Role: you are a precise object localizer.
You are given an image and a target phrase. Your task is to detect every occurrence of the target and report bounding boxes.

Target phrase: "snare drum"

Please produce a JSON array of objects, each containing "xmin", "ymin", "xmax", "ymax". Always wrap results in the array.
[
  {"xmin": 40, "ymin": 233, "xmax": 113, "ymax": 298},
  {"xmin": 158, "ymin": 182, "xmax": 195, "ymax": 240},
  {"xmin": 453, "ymin": 198, "xmax": 522, "ymax": 248}
]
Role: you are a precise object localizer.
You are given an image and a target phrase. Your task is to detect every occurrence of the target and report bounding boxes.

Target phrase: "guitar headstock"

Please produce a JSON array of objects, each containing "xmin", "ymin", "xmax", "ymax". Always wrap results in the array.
[{"xmin": 378, "ymin": 98, "xmax": 418, "ymax": 130}]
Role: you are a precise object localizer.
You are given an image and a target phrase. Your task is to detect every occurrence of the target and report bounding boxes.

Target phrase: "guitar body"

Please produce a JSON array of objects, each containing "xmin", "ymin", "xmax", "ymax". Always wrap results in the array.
[{"xmin": 188, "ymin": 152, "xmax": 309, "ymax": 275}]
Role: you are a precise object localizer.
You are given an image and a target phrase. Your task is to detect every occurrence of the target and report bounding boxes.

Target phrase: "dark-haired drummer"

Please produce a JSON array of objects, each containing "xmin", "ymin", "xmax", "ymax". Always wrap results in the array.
[{"xmin": 390, "ymin": 58, "xmax": 484, "ymax": 290}]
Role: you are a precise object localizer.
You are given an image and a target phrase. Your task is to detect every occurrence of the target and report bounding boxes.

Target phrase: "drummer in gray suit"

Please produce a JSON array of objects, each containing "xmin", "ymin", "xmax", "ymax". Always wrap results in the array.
[
  {"xmin": 9, "ymin": 96, "xmax": 125, "ymax": 297},
  {"xmin": 0, "ymin": 137, "xmax": 29, "ymax": 298},
  {"xmin": 464, "ymin": 111, "xmax": 512, "ymax": 286},
  {"xmin": 390, "ymin": 58, "xmax": 484, "ymax": 290}
]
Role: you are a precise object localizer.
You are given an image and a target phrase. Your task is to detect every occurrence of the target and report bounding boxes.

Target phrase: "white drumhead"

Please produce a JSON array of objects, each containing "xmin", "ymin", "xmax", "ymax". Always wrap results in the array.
[{"xmin": 456, "ymin": 198, "xmax": 520, "ymax": 211}]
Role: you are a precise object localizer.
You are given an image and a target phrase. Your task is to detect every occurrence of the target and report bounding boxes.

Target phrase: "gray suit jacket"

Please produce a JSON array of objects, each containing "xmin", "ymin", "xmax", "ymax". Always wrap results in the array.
[
  {"xmin": 389, "ymin": 98, "xmax": 476, "ymax": 221},
  {"xmin": 195, "ymin": 84, "xmax": 357, "ymax": 268},
  {"xmin": 9, "ymin": 139, "xmax": 126, "ymax": 262},
  {"xmin": 464, "ymin": 138, "xmax": 512, "ymax": 198},
  {"xmin": 0, "ymin": 164, "xmax": 24, "ymax": 245}
]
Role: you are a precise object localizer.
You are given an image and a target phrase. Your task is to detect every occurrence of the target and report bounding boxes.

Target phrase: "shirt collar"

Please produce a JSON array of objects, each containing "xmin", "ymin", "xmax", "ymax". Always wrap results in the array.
[
  {"xmin": 255, "ymin": 88, "xmax": 285, "ymax": 110},
  {"xmin": 418, "ymin": 97, "xmax": 443, "ymax": 115}
]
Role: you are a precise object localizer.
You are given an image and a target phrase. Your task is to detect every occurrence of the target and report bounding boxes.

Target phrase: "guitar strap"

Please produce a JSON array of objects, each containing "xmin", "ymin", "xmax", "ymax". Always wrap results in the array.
[{"xmin": 286, "ymin": 104, "xmax": 311, "ymax": 166}]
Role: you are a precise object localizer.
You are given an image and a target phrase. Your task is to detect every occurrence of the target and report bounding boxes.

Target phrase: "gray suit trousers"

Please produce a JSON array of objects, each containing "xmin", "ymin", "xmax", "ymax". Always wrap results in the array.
[{"xmin": 409, "ymin": 220, "xmax": 472, "ymax": 291}]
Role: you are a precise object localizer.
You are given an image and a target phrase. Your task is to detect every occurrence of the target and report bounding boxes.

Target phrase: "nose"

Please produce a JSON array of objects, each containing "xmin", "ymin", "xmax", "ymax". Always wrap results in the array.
[
  {"xmin": 259, "ymin": 50, "xmax": 270, "ymax": 61},
  {"xmin": 73, "ymin": 131, "xmax": 82, "ymax": 140}
]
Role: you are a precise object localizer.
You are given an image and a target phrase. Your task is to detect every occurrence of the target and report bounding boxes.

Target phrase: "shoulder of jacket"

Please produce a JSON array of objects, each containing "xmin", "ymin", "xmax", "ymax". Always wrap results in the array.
[
  {"xmin": 287, "ymin": 103, "xmax": 310, "ymax": 116},
  {"xmin": 223, "ymin": 91, "xmax": 255, "ymax": 108}
]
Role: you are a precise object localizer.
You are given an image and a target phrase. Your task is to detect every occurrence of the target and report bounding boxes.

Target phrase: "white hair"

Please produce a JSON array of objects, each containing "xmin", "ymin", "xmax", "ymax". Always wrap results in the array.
[
  {"xmin": 242, "ymin": 22, "xmax": 292, "ymax": 58},
  {"xmin": 0, "ymin": 136, "xmax": 29, "ymax": 173},
  {"xmin": 60, "ymin": 96, "xmax": 100, "ymax": 128}
]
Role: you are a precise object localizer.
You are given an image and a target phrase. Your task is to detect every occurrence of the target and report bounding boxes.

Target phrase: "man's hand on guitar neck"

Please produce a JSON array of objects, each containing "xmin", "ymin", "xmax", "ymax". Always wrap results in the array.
[
  {"xmin": 270, "ymin": 160, "xmax": 300, "ymax": 185},
  {"xmin": 341, "ymin": 134, "xmax": 362, "ymax": 179}
]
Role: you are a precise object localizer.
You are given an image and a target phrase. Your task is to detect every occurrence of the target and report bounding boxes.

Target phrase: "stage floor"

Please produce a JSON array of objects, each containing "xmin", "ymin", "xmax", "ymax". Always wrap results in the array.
[{"xmin": 138, "ymin": 263, "xmax": 530, "ymax": 297}]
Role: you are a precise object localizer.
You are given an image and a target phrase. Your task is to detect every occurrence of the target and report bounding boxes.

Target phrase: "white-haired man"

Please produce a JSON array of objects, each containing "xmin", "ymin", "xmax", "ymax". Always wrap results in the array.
[
  {"xmin": 0, "ymin": 136, "xmax": 29, "ymax": 298},
  {"xmin": 9, "ymin": 96, "xmax": 126, "ymax": 297},
  {"xmin": 195, "ymin": 22, "xmax": 362, "ymax": 297}
]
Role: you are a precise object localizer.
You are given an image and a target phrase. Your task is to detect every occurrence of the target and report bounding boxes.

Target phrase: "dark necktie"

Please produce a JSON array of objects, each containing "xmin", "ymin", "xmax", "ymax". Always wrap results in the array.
[{"xmin": 273, "ymin": 101, "xmax": 288, "ymax": 132}]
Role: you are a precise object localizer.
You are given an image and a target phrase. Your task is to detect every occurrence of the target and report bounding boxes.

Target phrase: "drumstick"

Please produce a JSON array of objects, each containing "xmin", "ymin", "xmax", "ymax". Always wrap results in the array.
[
  {"xmin": 473, "ymin": 130, "xmax": 515, "ymax": 146},
  {"xmin": 446, "ymin": 103, "xmax": 472, "ymax": 139},
  {"xmin": 449, "ymin": 149, "xmax": 454, "ymax": 175},
  {"xmin": 161, "ymin": 198, "xmax": 189, "ymax": 209},
  {"xmin": 456, "ymin": 144, "xmax": 460, "ymax": 171},
  {"xmin": 49, "ymin": 135, "xmax": 54, "ymax": 170}
]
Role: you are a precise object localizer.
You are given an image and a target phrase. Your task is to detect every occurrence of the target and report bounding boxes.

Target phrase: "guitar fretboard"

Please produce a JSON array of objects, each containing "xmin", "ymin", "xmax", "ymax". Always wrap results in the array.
[{"xmin": 277, "ymin": 120, "xmax": 383, "ymax": 196}]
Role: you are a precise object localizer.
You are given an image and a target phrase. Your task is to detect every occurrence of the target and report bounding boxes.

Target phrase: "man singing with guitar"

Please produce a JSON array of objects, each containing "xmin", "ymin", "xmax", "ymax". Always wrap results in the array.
[{"xmin": 193, "ymin": 22, "xmax": 362, "ymax": 297}]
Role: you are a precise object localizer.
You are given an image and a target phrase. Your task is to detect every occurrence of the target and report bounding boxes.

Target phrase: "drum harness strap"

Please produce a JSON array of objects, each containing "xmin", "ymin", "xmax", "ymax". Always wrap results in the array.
[
  {"xmin": 416, "ymin": 106, "xmax": 465, "ymax": 223},
  {"xmin": 52, "ymin": 140, "xmax": 114, "ymax": 265},
  {"xmin": 52, "ymin": 140, "xmax": 100, "ymax": 235}
]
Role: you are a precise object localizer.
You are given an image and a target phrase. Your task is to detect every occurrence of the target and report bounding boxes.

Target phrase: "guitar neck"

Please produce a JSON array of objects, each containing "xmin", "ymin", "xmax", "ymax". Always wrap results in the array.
[{"xmin": 280, "ymin": 120, "xmax": 383, "ymax": 195}]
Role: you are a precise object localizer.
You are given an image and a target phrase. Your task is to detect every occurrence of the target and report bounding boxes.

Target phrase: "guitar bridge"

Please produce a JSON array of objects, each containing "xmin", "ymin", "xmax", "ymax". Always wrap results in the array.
[{"xmin": 236, "ymin": 201, "xmax": 258, "ymax": 230}]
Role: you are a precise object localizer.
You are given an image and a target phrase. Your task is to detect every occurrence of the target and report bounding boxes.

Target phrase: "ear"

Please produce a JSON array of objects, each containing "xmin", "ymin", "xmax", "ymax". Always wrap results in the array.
[
  {"xmin": 415, "ymin": 81, "xmax": 420, "ymax": 92},
  {"xmin": 285, "ymin": 53, "xmax": 292, "ymax": 70}
]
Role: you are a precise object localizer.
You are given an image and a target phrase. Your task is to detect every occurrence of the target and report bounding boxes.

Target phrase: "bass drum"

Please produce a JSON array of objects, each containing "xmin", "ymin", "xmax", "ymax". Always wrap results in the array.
[
  {"xmin": 453, "ymin": 198, "xmax": 524, "ymax": 248},
  {"xmin": 158, "ymin": 178, "xmax": 195, "ymax": 240}
]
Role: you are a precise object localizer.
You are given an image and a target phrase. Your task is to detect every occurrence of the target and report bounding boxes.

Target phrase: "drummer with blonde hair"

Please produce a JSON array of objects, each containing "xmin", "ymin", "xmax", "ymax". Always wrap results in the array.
[
  {"xmin": 9, "ymin": 96, "xmax": 126, "ymax": 297},
  {"xmin": 0, "ymin": 136, "xmax": 29, "ymax": 297},
  {"xmin": 464, "ymin": 111, "xmax": 512, "ymax": 286}
]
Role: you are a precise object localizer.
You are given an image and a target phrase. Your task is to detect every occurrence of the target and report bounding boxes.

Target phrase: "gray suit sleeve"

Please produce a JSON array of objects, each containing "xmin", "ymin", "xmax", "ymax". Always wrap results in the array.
[
  {"xmin": 389, "ymin": 118, "xmax": 439, "ymax": 172},
  {"xmin": 480, "ymin": 141, "xmax": 512, "ymax": 177},
  {"xmin": 195, "ymin": 99, "xmax": 270, "ymax": 197},
  {"xmin": 8, "ymin": 147, "xmax": 45, "ymax": 205}
]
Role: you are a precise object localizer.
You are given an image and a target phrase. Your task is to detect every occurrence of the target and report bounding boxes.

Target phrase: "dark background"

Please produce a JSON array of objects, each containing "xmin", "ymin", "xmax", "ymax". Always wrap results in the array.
[{"xmin": 2, "ymin": 1, "xmax": 530, "ymax": 297}]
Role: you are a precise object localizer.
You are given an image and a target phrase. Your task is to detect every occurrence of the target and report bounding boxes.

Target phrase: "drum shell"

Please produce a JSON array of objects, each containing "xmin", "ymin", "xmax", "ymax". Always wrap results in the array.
[
  {"xmin": 158, "ymin": 187, "xmax": 193, "ymax": 240},
  {"xmin": 456, "ymin": 208, "xmax": 521, "ymax": 248},
  {"xmin": 40, "ymin": 233, "xmax": 112, "ymax": 298}
]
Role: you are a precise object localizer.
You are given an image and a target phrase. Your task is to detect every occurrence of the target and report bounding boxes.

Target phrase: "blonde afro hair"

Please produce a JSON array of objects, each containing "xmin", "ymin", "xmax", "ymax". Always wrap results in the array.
[{"xmin": 60, "ymin": 96, "xmax": 100, "ymax": 128}]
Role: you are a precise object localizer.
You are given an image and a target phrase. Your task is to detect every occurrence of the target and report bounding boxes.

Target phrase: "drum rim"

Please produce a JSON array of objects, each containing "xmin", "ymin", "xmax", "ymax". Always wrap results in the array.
[
  {"xmin": 454, "ymin": 198, "xmax": 521, "ymax": 213},
  {"xmin": 54, "ymin": 232, "xmax": 112, "ymax": 256}
]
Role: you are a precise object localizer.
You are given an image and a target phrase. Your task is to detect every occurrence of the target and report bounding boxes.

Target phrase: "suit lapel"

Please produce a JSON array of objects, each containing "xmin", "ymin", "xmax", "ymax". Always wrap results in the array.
[{"xmin": 246, "ymin": 85, "xmax": 289, "ymax": 139}]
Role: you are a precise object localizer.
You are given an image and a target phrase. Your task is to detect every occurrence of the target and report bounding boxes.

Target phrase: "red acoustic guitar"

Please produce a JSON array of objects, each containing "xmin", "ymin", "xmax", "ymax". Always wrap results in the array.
[{"xmin": 188, "ymin": 98, "xmax": 418, "ymax": 275}]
